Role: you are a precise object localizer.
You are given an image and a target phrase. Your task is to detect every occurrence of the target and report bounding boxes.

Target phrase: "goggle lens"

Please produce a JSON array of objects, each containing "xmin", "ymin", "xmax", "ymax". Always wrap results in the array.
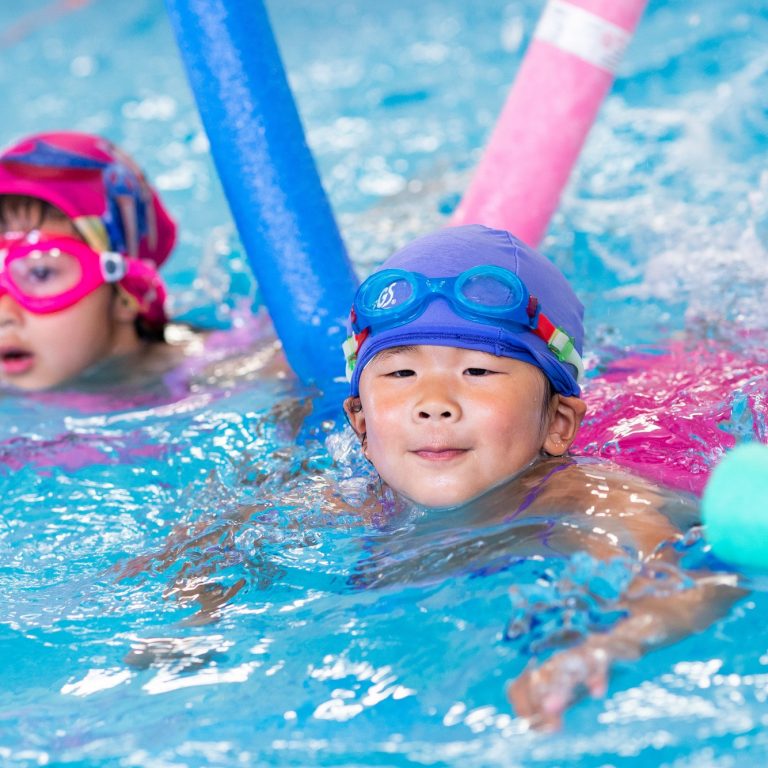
[
  {"xmin": 457, "ymin": 270, "xmax": 524, "ymax": 310},
  {"xmin": 7, "ymin": 249, "xmax": 83, "ymax": 299}
]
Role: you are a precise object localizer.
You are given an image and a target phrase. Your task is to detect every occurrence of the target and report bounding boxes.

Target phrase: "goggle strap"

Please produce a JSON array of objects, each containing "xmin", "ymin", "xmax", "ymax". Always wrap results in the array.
[
  {"xmin": 536, "ymin": 313, "xmax": 585, "ymax": 385},
  {"xmin": 342, "ymin": 335, "xmax": 358, "ymax": 382},
  {"xmin": 343, "ymin": 325, "xmax": 370, "ymax": 382}
]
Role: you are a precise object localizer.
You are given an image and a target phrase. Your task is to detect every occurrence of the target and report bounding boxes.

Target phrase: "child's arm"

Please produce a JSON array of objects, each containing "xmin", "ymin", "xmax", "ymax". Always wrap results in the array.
[{"xmin": 507, "ymin": 557, "xmax": 743, "ymax": 730}]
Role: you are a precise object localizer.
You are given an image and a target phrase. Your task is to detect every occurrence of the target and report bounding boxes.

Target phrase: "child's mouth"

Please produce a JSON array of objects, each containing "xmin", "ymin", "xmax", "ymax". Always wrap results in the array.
[
  {"xmin": 0, "ymin": 347, "xmax": 34, "ymax": 375},
  {"xmin": 413, "ymin": 448, "xmax": 468, "ymax": 461}
]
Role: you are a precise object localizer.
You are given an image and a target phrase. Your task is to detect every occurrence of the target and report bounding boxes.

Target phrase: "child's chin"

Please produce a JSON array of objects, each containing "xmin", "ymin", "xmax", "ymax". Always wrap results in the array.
[
  {"xmin": 395, "ymin": 470, "xmax": 531, "ymax": 511},
  {"xmin": 1, "ymin": 368, "xmax": 80, "ymax": 392},
  {"xmin": 398, "ymin": 486, "xmax": 481, "ymax": 511},
  {"xmin": 0, "ymin": 375, "xmax": 50, "ymax": 392}
]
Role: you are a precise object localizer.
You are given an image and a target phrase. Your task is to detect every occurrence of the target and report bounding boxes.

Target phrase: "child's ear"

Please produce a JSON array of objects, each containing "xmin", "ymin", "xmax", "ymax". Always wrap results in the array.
[
  {"xmin": 111, "ymin": 288, "xmax": 140, "ymax": 325},
  {"xmin": 343, "ymin": 396, "xmax": 366, "ymax": 440},
  {"xmin": 542, "ymin": 395, "xmax": 587, "ymax": 456}
]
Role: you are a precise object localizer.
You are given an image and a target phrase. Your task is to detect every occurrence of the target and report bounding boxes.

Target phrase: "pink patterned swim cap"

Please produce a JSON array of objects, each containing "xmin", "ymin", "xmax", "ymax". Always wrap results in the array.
[{"xmin": 0, "ymin": 131, "xmax": 176, "ymax": 325}]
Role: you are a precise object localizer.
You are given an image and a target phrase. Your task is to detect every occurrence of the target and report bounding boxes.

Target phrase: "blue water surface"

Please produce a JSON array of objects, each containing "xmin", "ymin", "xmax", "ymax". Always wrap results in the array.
[{"xmin": 0, "ymin": 1, "xmax": 767, "ymax": 766}]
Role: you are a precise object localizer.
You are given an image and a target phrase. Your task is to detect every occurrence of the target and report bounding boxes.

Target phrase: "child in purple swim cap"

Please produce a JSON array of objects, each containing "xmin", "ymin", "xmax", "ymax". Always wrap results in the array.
[
  {"xmin": 341, "ymin": 224, "xmax": 739, "ymax": 729},
  {"xmin": 0, "ymin": 131, "xmax": 177, "ymax": 391},
  {"xmin": 343, "ymin": 223, "xmax": 588, "ymax": 509}
]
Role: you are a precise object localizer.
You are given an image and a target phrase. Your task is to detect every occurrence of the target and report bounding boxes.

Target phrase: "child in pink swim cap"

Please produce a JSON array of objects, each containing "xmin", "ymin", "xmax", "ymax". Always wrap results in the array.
[{"xmin": 0, "ymin": 131, "xmax": 177, "ymax": 390}]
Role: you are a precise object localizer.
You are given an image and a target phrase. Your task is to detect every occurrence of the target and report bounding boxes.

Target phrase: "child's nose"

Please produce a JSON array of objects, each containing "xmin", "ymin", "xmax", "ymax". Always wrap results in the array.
[
  {"xmin": 414, "ymin": 381, "xmax": 462, "ymax": 422},
  {"xmin": 0, "ymin": 291, "xmax": 23, "ymax": 326}
]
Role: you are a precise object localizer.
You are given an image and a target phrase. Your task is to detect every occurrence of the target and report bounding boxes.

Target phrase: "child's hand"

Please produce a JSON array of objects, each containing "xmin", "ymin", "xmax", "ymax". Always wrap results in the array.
[{"xmin": 507, "ymin": 640, "xmax": 610, "ymax": 731}]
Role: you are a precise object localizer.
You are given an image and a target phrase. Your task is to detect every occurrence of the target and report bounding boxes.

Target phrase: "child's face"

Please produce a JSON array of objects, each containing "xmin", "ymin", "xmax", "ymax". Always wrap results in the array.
[
  {"xmin": 0, "ymin": 214, "xmax": 140, "ymax": 391},
  {"xmin": 345, "ymin": 345, "xmax": 585, "ymax": 508}
]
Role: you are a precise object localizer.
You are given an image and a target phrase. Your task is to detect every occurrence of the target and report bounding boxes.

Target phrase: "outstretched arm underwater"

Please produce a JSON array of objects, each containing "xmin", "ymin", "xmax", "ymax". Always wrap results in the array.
[{"xmin": 507, "ymin": 523, "xmax": 743, "ymax": 731}]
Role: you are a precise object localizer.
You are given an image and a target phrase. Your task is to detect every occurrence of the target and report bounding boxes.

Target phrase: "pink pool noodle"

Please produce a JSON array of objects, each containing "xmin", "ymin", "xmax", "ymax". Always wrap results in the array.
[
  {"xmin": 573, "ymin": 340, "xmax": 768, "ymax": 496},
  {"xmin": 452, "ymin": 0, "xmax": 648, "ymax": 246}
]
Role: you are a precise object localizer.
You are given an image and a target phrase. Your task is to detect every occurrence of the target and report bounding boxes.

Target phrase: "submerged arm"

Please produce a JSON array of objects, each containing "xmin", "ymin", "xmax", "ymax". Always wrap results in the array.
[
  {"xmin": 507, "ymin": 554, "xmax": 743, "ymax": 730},
  {"xmin": 504, "ymin": 461, "xmax": 744, "ymax": 729}
]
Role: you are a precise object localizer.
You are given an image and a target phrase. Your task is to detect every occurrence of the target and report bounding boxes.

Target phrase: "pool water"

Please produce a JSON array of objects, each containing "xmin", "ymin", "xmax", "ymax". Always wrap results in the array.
[{"xmin": 1, "ymin": 0, "xmax": 768, "ymax": 765}]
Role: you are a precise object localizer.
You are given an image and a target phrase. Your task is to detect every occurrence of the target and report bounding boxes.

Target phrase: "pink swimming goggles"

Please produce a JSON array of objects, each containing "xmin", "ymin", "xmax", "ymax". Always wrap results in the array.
[{"xmin": 0, "ymin": 230, "xmax": 167, "ymax": 321}]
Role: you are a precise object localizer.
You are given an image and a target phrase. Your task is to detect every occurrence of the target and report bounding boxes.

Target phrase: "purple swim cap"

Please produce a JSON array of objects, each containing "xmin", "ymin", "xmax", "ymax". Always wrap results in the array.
[{"xmin": 346, "ymin": 224, "xmax": 584, "ymax": 397}]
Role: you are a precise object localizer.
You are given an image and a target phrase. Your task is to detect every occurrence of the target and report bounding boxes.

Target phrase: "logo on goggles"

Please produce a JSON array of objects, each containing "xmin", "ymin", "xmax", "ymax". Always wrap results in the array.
[{"xmin": 374, "ymin": 282, "xmax": 398, "ymax": 310}]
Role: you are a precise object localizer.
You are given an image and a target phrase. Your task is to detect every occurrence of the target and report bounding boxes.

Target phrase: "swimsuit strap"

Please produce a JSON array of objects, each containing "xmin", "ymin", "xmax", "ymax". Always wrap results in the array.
[{"xmin": 506, "ymin": 456, "xmax": 576, "ymax": 520}]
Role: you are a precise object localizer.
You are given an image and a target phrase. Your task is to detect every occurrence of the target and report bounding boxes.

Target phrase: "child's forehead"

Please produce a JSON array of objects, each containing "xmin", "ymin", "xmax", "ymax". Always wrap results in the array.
[{"xmin": 373, "ymin": 344, "xmax": 419, "ymax": 360}]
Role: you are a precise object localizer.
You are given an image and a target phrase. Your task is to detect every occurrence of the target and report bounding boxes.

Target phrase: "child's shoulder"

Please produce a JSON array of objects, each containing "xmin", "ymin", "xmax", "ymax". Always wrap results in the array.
[
  {"xmin": 522, "ymin": 455, "xmax": 697, "ymax": 512},
  {"xmin": 477, "ymin": 456, "xmax": 699, "ymax": 560}
]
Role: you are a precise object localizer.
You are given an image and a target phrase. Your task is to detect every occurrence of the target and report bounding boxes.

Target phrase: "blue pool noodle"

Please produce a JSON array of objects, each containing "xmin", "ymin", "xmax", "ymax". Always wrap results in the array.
[
  {"xmin": 164, "ymin": 0, "xmax": 359, "ymax": 391},
  {"xmin": 701, "ymin": 442, "xmax": 768, "ymax": 571}
]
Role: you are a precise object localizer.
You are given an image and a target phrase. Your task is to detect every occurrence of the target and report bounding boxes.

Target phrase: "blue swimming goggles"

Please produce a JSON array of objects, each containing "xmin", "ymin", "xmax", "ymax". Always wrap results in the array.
[{"xmin": 349, "ymin": 266, "xmax": 584, "ymax": 383}]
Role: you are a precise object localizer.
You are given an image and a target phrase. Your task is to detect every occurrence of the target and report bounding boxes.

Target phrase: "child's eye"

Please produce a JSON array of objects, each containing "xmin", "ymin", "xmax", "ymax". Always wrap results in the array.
[
  {"xmin": 28, "ymin": 265, "xmax": 58, "ymax": 282},
  {"xmin": 13, "ymin": 261, "xmax": 62, "ymax": 286},
  {"xmin": 12, "ymin": 255, "xmax": 63, "ymax": 281},
  {"xmin": 9, "ymin": 254, "xmax": 78, "ymax": 297},
  {"xmin": 465, "ymin": 367, "xmax": 493, "ymax": 376},
  {"xmin": 387, "ymin": 369, "xmax": 415, "ymax": 378}
]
